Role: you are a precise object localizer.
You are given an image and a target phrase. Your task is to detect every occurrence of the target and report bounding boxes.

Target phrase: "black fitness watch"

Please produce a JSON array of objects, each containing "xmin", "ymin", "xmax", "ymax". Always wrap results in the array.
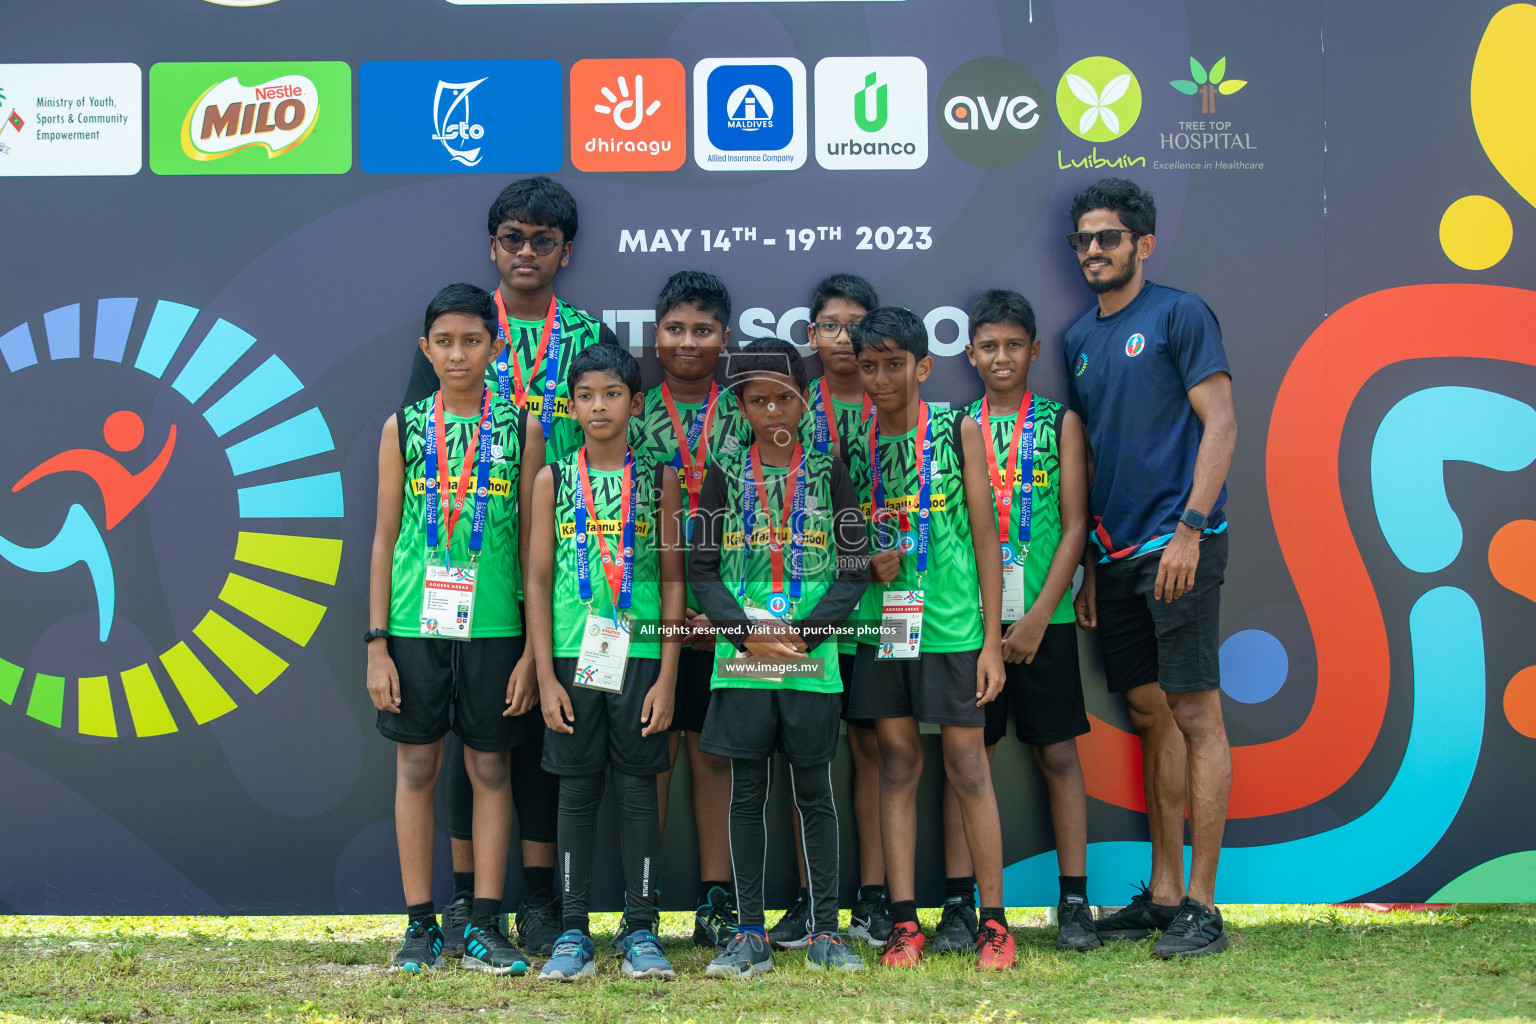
[
  {"xmin": 1178, "ymin": 507, "xmax": 1208, "ymax": 532},
  {"xmin": 364, "ymin": 628, "xmax": 390, "ymax": 645}
]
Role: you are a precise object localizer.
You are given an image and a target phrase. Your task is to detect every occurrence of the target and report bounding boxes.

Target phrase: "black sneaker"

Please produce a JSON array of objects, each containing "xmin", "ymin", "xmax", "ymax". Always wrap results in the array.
[
  {"xmin": 1095, "ymin": 883, "xmax": 1181, "ymax": 941},
  {"xmin": 767, "ymin": 892, "xmax": 812, "ymax": 949},
  {"xmin": 441, "ymin": 894, "xmax": 471, "ymax": 958},
  {"xmin": 516, "ymin": 890, "xmax": 563, "ymax": 957},
  {"xmin": 390, "ymin": 917, "xmax": 444, "ymax": 973},
  {"xmin": 932, "ymin": 896, "xmax": 979, "ymax": 954},
  {"xmin": 1056, "ymin": 897, "xmax": 1102, "ymax": 951},
  {"xmin": 1152, "ymin": 897, "xmax": 1229, "ymax": 958},
  {"xmin": 693, "ymin": 885, "xmax": 739, "ymax": 949},
  {"xmin": 461, "ymin": 921, "xmax": 530, "ymax": 976},
  {"xmin": 849, "ymin": 889, "xmax": 894, "ymax": 947}
]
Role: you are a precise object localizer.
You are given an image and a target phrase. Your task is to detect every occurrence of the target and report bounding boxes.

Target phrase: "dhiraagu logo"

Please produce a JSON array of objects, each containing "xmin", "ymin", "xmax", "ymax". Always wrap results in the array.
[
  {"xmin": 0, "ymin": 298, "xmax": 343, "ymax": 739},
  {"xmin": 1057, "ymin": 56, "xmax": 1142, "ymax": 142}
]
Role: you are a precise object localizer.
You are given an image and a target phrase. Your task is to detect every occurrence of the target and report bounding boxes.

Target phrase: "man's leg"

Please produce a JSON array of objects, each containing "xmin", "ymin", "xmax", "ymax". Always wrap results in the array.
[
  {"xmin": 938, "ymin": 726, "xmax": 1004, "ymax": 910},
  {"xmin": 1165, "ymin": 688, "xmax": 1231, "ymax": 906},
  {"xmin": 396, "ymin": 740, "xmax": 445, "ymax": 906},
  {"xmin": 1032, "ymin": 739, "xmax": 1089, "ymax": 876},
  {"xmin": 1124, "ymin": 681, "xmax": 1188, "ymax": 905},
  {"xmin": 688, "ymin": 731, "xmax": 735, "ymax": 885},
  {"xmin": 463, "ymin": 745, "xmax": 512, "ymax": 907},
  {"xmin": 848, "ymin": 724, "xmax": 886, "ymax": 886}
]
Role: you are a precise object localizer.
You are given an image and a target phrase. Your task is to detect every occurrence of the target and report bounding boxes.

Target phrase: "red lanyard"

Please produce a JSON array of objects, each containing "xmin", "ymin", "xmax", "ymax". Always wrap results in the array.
[
  {"xmin": 977, "ymin": 391, "xmax": 1031, "ymax": 546},
  {"xmin": 867, "ymin": 401, "xmax": 929, "ymax": 534},
  {"xmin": 576, "ymin": 447, "xmax": 633, "ymax": 602},
  {"xmin": 748, "ymin": 442, "xmax": 803, "ymax": 597},
  {"xmin": 818, "ymin": 376, "xmax": 872, "ymax": 450},
  {"xmin": 493, "ymin": 290, "xmax": 558, "ymax": 405},
  {"xmin": 434, "ymin": 389, "xmax": 488, "ymax": 547},
  {"xmin": 661, "ymin": 381, "xmax": 717, "ymax": 516}
]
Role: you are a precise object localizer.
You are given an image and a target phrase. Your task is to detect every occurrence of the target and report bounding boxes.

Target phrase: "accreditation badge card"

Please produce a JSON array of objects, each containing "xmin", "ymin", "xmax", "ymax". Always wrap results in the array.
[
  {"xmin": 421, "ymin": 563, "xmax": 477, "ymax": 639},
  {"xmin": 878, "ymin": 589, "xmax": 924, "ymax": 660},
  {"xmin": 996, "ymin": 542, "xmax": 1027, "ymax": 622},
  {"xmin": 575, "ymin": 614, "xmax": 631, "ymax": 693}
]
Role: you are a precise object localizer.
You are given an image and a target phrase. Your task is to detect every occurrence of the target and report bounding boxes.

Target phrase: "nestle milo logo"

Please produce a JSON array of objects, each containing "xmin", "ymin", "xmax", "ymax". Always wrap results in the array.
[{"xmin": 181, "ymin": 74, "xmax": 318, "ymax": 159}]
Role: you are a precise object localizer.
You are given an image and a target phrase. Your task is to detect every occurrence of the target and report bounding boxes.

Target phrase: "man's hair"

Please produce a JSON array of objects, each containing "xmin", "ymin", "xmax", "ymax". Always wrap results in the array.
[
  {"xmin": 809, "ymin": 273, "xmax": 879, "ymax": 322},
  {"xmin": 423, "ymin": 283, "xmax": 497, "ymax": 340},
  {"xmin": 967, "ymin": 289, "xmax": 1037, "ymax": 342},
  {"xmin": 1068, "ymin": 177, "xmax": 1157, "ymax": 236},
  {"xmin": 566, "ymin": 338, "xmax": 641, "ymax": 396},
  {"xmin": 851, "ymin": 306, "xmax": 928, "ymax": 360},
  {"xmin": 655, "ymin": 270, "xmax": 731, "ymax": 327},
  {"xmin": 729, "ymin": 337, "xmax": 808, "ymax": 393},
  {"xmin": 486, "ymin": 176, "xmax": 579, "ymax": 240}
]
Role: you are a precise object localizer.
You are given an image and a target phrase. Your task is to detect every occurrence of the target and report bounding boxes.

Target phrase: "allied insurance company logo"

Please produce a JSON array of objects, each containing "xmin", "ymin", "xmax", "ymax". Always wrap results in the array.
[
  {"xmin": 693, "ymin": 58, "xmax": 807, "ymax": 171},
  {"xmin": 150, "ymin": 61, "xmax": 351, "ymax": 174},
  {"xmin": 0, "ymin": 299, "xmax": 342, "ymax": 739},
  {"xmin": 570, "ymin": 58, "xmax": 686, "ymax": 172},
  {"xmin": 814, "ymin": 56, "xmax": 928, "ymax": 170},
  {"xmin": 935, "ymin": 57, "xmax": 1047, "ymax": 169}
]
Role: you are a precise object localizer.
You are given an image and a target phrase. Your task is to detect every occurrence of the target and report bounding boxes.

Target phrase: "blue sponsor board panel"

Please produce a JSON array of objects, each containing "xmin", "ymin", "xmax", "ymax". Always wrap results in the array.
[{"xmin": 359, "ymin": 60, "xmax": 562, "ymax": 173}]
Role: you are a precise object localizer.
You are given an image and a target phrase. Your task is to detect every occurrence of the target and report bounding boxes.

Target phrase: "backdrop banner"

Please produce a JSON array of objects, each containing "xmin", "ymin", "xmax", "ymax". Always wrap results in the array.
[{"xmin": 1, "ymin": 0, "xmax": 1533, "ymax": 913}]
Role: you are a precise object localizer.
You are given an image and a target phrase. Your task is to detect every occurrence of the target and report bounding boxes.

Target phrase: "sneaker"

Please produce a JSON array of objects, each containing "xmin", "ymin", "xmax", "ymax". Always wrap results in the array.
[
  {"xmin": 1152, "ymin": 897, "xmax": 1230, "ymax": 959},
  {"xmin": 441, "ymin": 895, "xmax": 471, "ymax": 958},
  {"xmin": 617, "ymin": 928, "xmax": 676, "ymax": 980},
  {"xmin": 1056, "ymin": 897, "xmax": 1102, "ymax": 951},
  {"xmin": 1096, "ymin": 883, "xmax": 1181, "ymax": 941},
  {"xmin": 390, "ymin": 917, "xmax": 444, "ymax": 973},
  {"xmin": 693, "ymin": 885, "xmax": 739, "ymax": 949},
  {"xmin": 537, "ymin": 929, "xmax": 596, "ymax": 981},
  {"xmin": 879, "ymin": 920, "xmax": 925, "ymax": 968},
  {"xmin": 516, "ymin": 890, "xmax": 563, "ymax": 957},
  {"xmin": 768, "ymin": 892, "xmax": 812, "ymax": 950},
  {"xmin": 848, "ymin": 889, "xmax": 895, "ymax": 947},
  {"xmin": 806, "ymin": 932, "xmax": 864, "ymax": 972},
  {"xmin": 704, "ymin": 930, "xmax": 773, "ymax": 978},
  {"xmin": 932, "ymin": 896, "xmax": 979, "ymax": 954},
  {"xmin": 461, "ymin": 921, "xmax": 529, "ymax": 976},
  {"xmin": 975, "ymin": 919, "xmax": 1016, "ymax": 970}
]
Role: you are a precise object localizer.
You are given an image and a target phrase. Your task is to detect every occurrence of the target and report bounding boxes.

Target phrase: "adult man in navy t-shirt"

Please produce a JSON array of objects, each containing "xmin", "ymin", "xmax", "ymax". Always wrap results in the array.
[{"xmin": 1062, "ymin": 178, "xmax": 1237, "ymax": 958}]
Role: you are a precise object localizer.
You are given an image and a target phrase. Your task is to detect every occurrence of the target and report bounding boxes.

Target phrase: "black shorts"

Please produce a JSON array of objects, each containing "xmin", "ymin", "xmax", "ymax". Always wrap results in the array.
[
  {"xmin": 699, "ymin": 687, "xmax": 842, "ymax": 767},
  {"xmin": 847, "ymin": 645, "xmax": 984, "ymax": 728},
  {"xmin": 1094, "ymin": 529, "xmax": 1228, "ymax": 694},
  {"xmin": 670, "ymin": 646, "xmax": 715, "ymax": 733},
  {"xmin": 983, "ymin": 622, "xmax": 1090, "ymax": 747},
  {"xmin": 378, "ymin": 635, "xmax": 526, "ymax": 750},
  {"xmin": 541, "ymin": 658, "xmax": 671, "ymax": 777},
  {"xmin": 839, "ymin": 652, "xmax": 875, "ymax": 731}
]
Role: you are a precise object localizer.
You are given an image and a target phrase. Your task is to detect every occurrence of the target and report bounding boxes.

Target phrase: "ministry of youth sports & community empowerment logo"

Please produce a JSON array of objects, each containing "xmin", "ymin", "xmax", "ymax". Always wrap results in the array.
[{"xmin": 0, "ymin": 298, "xmax": 343, "ymax": 739}]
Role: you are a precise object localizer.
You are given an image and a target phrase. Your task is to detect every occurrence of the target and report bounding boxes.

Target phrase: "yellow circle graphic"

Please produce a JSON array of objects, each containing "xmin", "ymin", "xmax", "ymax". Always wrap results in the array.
[{"xmin": 1439, "ymin": 195, "xmax": 1513, "ymax": 270}]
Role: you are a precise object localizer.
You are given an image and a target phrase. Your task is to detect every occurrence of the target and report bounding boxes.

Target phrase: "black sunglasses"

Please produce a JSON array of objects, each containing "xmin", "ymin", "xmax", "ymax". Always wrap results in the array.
[
  {"xmin": 1065, "ymin": 228, "xmax": 1138, "ymax": 254},
  {"xmin": 495, "ymin": 231, "xmax": 561, "ymax": 256}
]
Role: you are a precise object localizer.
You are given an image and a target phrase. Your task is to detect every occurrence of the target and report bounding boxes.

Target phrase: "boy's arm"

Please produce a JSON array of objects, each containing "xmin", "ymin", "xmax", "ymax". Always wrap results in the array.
[
  {"xmin": 506, "ymin": 411, "xmax": 546, "ymax": 716},
  {"xmin": 788, "ymin": 459, "xmax": 870, "ymax": 649},
  {"xmin": 1005, "ymin": 408, "xmax": 1089, "ymax": 663},
  {"xmin": 644, "ymin": 466, "xmax": 685, "ymax": 736},
  {"xmin": 367, "ymin": 416, "xmax": 405, "ymax": 713},
  {"xmin": 686, "ymin": 464, "xmax": 755, "ymax": 649},
  {"xmin": 959, "ymin": 415, "xmax": 1006, "ymax": 704},
  {"xmin": 525, "ymin": 465, "xmax": 573, "ymax": 732}
]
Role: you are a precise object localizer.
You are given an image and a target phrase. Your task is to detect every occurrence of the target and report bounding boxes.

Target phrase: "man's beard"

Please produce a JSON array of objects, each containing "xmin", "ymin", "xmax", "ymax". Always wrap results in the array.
[{"xmin": 1083, "ymin": 254, "xmax": 1136, "ymax": 294}]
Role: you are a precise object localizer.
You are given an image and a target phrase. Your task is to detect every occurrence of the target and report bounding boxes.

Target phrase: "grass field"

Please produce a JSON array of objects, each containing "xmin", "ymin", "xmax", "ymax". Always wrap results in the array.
[{"xmin": 1, "ymin": 904, "xmax": 1532, "ymax": 1023}]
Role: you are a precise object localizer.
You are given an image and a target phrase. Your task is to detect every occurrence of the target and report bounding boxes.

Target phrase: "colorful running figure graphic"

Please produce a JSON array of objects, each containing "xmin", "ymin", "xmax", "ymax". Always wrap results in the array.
[{"xmin": 3, "ymin": 411, "xmax": 177, "ymax": 642}]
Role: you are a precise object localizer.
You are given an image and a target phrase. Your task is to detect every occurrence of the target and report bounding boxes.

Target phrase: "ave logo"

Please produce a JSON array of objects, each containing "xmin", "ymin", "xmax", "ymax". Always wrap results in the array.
[
  {"xmin": 814, "ymin": 57, "xmax": 928, "ymax": 170},
  {"xmin": 936, "ymin": 57, "xmax": 1047, "ymax": 168},
  {"xmin": 570, "ymin": 58, "xmax": 685, "ymax": 172}
]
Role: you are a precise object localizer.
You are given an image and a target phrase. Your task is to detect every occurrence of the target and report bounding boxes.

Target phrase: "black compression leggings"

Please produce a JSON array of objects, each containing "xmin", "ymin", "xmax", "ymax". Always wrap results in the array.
[
  {"xmin": 730, "ymin": 758, "xmax": 840, "ymax": 934},
  {"xmin": 557, "ymin": 769, "xmax": 661, "ymax": 935}
]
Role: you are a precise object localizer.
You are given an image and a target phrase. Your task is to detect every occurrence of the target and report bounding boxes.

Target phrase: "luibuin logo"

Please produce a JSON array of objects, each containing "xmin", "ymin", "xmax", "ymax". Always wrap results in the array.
[
  {"xmin": 854, "ymin": 72, "xmax": 887, "ymax": 132},
  {"xmin": 1056, "ymin": 56, "xmax": 1142, "ymax": 142},
  {"xmin": 433, "ymin": 78, "xmax": 486, "ymax": 166},
  {"xmin": 0, "ymin": 298, "xmax": 343, "ymax": 739},
  {"xmin": 1170, "ymin": 57, "xmax": 1247, "ymax": 115}
]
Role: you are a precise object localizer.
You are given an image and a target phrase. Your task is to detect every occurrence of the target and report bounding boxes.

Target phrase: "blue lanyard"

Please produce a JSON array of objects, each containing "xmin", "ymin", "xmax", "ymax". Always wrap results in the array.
[
  {"xmin": 739, "ymin": 446, "xmax": 806, "ymax": 616},
  {"xmin": 573, "ymin": 449, "xmax": 637, "ymax": 619},
  {"xmin": 812, "ymin": 385, "xmax": 832, "ymax": 454},
  {"xmin": 423, "ymin": 390, "xmax": 493, "ymax": 562},
  {"xmin": 868, "ymin": 403, "xmax": 931, "ymax": 574},
  {"xmin": 1018, "ymin": 399, "xmax": 1036, "ymax": 548},
  {"xmin": 495, "ymin": 295, "xmax": 562, "ymax": 440}
]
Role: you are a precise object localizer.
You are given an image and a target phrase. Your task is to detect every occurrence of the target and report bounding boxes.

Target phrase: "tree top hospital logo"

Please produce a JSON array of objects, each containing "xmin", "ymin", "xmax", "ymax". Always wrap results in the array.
[
  {"xmin": 693, "ymin": 58, "xmax": 806, "ymax": 171},
  {"xmin": 1057, "ymin": 56, "xmax": 1142, "ymax": 143},
  {"xmin": 0, "ymin": 298, "xmax": 343, "ymax": 739},
  {"xmin": 936, "ymin": 57, "xmax": 1047, "ymax": 169}
]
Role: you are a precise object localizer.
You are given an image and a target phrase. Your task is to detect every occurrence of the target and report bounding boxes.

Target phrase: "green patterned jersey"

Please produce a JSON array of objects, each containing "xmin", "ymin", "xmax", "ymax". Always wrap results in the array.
[
  {"xmin": 799, "ymin": 376, "xmax": 873, "ymax": 457},
  {"xmin": 550, "ymin": 450, "xmax": 665, "ymax": 659},
  {"xmin": 965, "ymin": 395, "xmax": 1075, "ymax": 625},
  {"xmin": 389, "ymin": 393, "xmax": 526, "ymax": 638},
  {"xmin": 845, "ymin": 404, "xmax": 984, "ymax": 652},
  {"xmin": 492, "ymin": 298, "xmax": 609, "ymax": 462}
]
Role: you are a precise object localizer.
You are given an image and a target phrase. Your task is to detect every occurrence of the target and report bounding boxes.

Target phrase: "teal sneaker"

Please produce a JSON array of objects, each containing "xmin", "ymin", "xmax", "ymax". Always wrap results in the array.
[
  {"xmin": 390, "ymin": 917, "xmax": 444, "ymax": 973},
  {"xmin": 461, "ymin": 921, "xmax": 529, "ymax": 976},
  {"xmin": 806, "ymin": 932, "xmax": 865, "ymax": 972},
  {"xmin": 617, "ymin": 928, "xmax": 675, "ymax": 980},
  {"xmin": 538, "ymin": 929, "xmax": 596, "ymax": 981}
]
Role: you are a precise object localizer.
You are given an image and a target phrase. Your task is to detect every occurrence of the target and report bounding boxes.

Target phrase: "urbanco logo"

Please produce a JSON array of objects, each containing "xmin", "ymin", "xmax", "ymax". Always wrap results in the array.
[
  {"xmin": 0, "ymin": 298, "xmax": 344, "ymax": 739},
  {"xmin": 935, "ymin": 57, "xmax": 1046, "ymax": 169},
  {"xmin": 1170, "ymin": 57, "xmax": 1247, "ymax": 114},
  {"xmin": 1057, "ymin": 56, "xmax": 1141, "ymax": 142},
  {"xmin": 693, "ymin": 58, "xmax": 806, "ymax": 172},
  {"xmin": 571, "ymin": 58, "xmax": 686, "ymax": 172},
  {"xmin": 815, "ymin": 57, "xmax": 927, "ymax": 170}
]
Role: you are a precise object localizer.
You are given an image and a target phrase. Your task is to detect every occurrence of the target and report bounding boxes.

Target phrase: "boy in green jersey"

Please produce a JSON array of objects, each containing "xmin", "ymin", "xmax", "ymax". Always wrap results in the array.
[
  {"xmin": 772, "ymin": 273, "xmax": 890, "ymax": 949},
  {"xmin": 629, "ymin": 270, "xmax": 753, "ymax": 947},
  {"xmin": 367, "ymin": 284, "xmax": 548, "ymax": 976},
  {"xmin": 957, "ymin": 289, "xmax": 1096, "ymax": 952},
  {"xmin": 690, "ymin": 339, "xmax": 870, "ymax": 976},
  {"xmin": 843, "ymin": 307, "xmax": 1013, "ymax": 970},
  {"xmin": 526, "ymin": 344, "xmax": 685, "ymax": 981}
]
